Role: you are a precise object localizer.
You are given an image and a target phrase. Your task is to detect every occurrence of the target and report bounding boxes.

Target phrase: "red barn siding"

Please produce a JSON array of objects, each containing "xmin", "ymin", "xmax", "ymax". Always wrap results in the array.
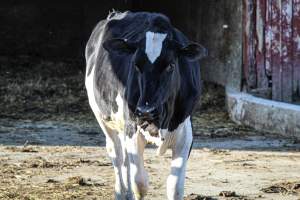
[
  {"xmin": 293, "ymin": 1, "xmax": 300, "ymax": 100},
  {"xmin": 256, "ymin": 0, "xmax": 269, "ymax": 89},
  {"xmin": 281, "ymin": 0, "xmax": 293, "ymax": 102},
  {"xmin": 243, "ymin": 0, "xmax": 257, "ymax": 89},
  {"xmin": 243, "ymin": 0, "xmax": 300, "ymax": 103},
  {"xmin": 270, "ymin": 0, "xmax": 284, "ymax": 101}
]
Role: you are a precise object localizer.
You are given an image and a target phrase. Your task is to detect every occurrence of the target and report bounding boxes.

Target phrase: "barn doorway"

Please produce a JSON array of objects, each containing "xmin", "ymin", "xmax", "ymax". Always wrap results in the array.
[{"xmin": 0, "ymin": 0, "xmax": 243, "ymax": 88}]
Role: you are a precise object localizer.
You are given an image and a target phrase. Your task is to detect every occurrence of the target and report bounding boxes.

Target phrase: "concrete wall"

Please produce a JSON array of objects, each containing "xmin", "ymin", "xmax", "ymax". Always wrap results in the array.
[
  {"xmin": 190, "ymin": 0, "xmax": 243, "ymax": 90},
  {"xmin": 227, "ymin": 90, "xmax": 300, "ymax": 139}
]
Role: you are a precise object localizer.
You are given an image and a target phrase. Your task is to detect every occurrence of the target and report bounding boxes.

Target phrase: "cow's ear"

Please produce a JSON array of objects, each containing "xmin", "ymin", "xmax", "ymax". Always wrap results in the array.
[
  {"xmin": 179, "ymin": 43, "xmax": 207, "ymax": 61},
  {"xmin": 103, "ymin": 38, "xmax": 137, "ymax": 55}
]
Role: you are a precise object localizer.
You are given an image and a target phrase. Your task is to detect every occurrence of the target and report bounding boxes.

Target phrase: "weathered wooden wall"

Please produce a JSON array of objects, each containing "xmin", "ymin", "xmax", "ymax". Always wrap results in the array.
[{"xmin": 243, "ymin": 0, "xmax": 300, "ymax": 103}]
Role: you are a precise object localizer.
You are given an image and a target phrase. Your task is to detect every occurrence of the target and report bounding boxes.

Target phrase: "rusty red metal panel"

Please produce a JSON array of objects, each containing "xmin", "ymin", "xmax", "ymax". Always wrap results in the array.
[
  {"xmin": 271, "ymin": 0, "xmax": 283, "ymax": 101},
  {"xmin": 281, "ymin": 0, "xmax": 293, "ymax": 102},
  {"xmin": 243, "ymin": 0, "xmax": 257, "ymax": 90},
  {"xmin": 293, "ymin": 0, "xmax": 300, "ymax": 99}
]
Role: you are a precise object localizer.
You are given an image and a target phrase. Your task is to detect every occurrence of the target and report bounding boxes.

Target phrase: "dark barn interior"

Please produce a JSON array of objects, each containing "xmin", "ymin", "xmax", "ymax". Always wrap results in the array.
[
  {"xmin": 0, "ymin": 0, "xmax": 242, "ymax": 120},
  {"xmin": 0, "ymin": 0, "xmax": 242, "ymax": 84},
  {"xmin": 0, "ymin": 0, "xmax": 242, "ymax": 123}
]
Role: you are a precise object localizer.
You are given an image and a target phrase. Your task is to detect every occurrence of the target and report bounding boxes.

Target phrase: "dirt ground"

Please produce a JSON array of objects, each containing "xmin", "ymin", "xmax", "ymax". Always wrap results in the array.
[{"xmin": 0, "ymin": 58, "xmax": 300, "ymax": 200}]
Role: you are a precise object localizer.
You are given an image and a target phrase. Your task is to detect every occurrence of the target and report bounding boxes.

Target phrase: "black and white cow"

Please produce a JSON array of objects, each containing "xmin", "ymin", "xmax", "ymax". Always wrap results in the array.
[{"xmin": 85, "ymin": 11, "xmax": 206, "ymax": 200}]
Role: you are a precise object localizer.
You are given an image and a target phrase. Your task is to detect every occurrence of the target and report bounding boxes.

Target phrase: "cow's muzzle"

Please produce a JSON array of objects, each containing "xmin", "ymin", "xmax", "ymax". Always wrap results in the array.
[{"xmin": 135, "ymin": 106, "xmax": 158, "ymax": 122}]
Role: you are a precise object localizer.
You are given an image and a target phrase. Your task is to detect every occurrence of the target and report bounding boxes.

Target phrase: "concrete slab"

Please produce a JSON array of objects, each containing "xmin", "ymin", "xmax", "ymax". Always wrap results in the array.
[{"xmin": 226, "ymin": 89, "xmax": 300, "ymax": 139}]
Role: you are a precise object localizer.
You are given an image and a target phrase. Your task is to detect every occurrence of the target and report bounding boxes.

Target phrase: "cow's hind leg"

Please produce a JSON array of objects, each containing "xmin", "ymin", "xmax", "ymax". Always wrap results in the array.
[
  {"xmin": 126, "ymin": 132, "xmax": 149, "ymax": 200},
  {"xmin": 167, "ymin": 117, "xmax": 193, "ymax": 200}
]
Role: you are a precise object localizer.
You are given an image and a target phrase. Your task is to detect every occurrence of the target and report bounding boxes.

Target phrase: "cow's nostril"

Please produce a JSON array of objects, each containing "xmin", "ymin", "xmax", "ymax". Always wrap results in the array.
[
  {"xmin": 136, "ymin": 106, "xmax": 157, "ymax": 120},
  {"xmin": 136, "ymin": 106, "xmax": 155, "ymax": 113}
]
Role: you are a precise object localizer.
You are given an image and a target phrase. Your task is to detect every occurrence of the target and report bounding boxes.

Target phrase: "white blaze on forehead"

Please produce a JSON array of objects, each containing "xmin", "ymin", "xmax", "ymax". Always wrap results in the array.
[{"xmin": 145, "ymin": 31, "xmax": 167, "ymax": 63}]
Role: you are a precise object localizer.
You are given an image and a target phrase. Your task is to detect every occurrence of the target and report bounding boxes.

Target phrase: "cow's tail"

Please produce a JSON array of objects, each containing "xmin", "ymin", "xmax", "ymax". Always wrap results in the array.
[{"xmin": 188, "ymin": 140, "xmax": 193, "ymax": 159}]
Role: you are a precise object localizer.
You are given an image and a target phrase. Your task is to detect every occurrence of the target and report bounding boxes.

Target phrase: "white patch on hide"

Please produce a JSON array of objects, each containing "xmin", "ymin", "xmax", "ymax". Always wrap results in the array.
[
  {"xmin": 138, "ymin": 127, "xmax": 163, "ymax": 146},
  {"xmin": 108, "ymin": 94, "xmax": 125, "ymax": 131},
  {"xmin": 85, "ymin": 65, "xmax": 100, "ymax": 114},
  {"xmin": 85, "ymin": 25, "xmax": 104, "ymax": 116},
  {"xmin": 145, "ymin": 31, "xmax": 167, "ymax": 63}
]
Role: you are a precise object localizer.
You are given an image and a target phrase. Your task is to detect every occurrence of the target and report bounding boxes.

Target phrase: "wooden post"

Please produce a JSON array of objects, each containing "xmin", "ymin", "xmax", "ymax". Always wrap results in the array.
[
  {"xmin": 265, "ymin": 0, "xmax": 273, "ymax": 78},
  {"xmin": 293, "ymin": 0, "xmax": 300, "ymax": 99},
  {"xmin": 271, "ymin": 0, "xmax": 283, "ymax": 101},
  {"xmin": 255, "ymin": 0, "xmax": 269, "ymax": 89},
  {"xmin": 281, "ymin": 0, "xmax": 293, "ymax": 102},
  {"xmin": 243, "ymin": 0, "xmax": 257, "ymax": 90}
]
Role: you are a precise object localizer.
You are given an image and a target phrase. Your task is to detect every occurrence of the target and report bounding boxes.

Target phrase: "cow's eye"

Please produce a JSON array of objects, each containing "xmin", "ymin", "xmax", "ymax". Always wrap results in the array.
[
  {"xmin": 165, "ymin": 63, "xmax": 175, "ymax": 72},
  {"xmin": 135, "ymin": 64, "xmax": 141, "ymax": 73}
]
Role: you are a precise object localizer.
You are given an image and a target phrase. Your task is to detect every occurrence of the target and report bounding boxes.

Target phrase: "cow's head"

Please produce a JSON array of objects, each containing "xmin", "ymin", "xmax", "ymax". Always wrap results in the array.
[{"xmin": 103, "ymin": 27, "xmax": 207, "ymax": 130}]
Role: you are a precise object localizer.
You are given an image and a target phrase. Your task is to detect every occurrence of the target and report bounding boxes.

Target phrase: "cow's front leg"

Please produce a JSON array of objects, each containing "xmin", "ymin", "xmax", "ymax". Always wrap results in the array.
[
  {"xmin": 126, "ymin": 131, "xmax": 149, "ymax": 200},
  {"xmin": 167, "ymin": 117, "xmax": 193, "ymax": 200},
  {"xmin": 97, "ymin": 121, "xmax": 131, "ymax": 200},
  {"xmin": 104, "ymin": 130, "xmax": 127, "ymax": 199}
]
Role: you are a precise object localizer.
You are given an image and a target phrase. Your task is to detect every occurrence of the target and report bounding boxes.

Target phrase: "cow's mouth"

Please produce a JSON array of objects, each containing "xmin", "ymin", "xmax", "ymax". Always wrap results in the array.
[{"xmin": 139, "ymin": 121, "xmax": 159, "ymax": 137}]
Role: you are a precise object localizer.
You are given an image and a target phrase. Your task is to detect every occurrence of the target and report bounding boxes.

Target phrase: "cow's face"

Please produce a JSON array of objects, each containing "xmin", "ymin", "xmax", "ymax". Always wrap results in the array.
[{"xmin": 103, "ymin": 31, "xmax": 207, "ymax": 129}]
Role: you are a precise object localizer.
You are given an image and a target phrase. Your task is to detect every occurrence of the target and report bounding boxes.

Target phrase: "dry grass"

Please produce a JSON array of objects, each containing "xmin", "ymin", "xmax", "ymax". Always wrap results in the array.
[
  {"xmin": 193, "ymin": 83, "xmax": 255, "ymax": 137},
  {"xmin": 0, "ymin": 146, "xmax": 114, "ymax": 200},
  {"xmin": 261, "ymin": 181, "xmax": 300, "ymax": 195}
]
